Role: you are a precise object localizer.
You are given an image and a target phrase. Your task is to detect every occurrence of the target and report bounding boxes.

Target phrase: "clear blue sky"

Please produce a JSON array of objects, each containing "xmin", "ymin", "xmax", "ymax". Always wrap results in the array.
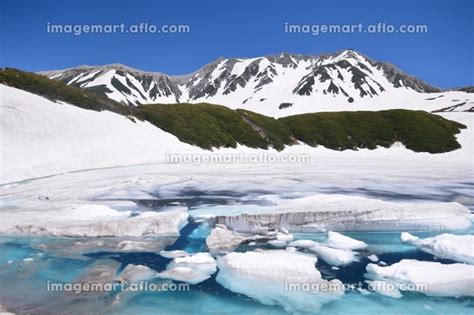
[{"xmin": 1, "ymin": 0, "xmax": 472, "ymax": 88}]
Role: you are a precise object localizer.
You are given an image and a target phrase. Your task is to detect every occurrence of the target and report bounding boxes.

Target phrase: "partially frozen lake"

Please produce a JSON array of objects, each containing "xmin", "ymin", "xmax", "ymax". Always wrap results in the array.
[{"xmin": 0, "ymin": 158, "xmax": 473, "ymax": 314}]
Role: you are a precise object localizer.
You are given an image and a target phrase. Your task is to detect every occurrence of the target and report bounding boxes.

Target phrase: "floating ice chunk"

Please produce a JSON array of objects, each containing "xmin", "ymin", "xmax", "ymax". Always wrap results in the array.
[
  {"xmin": 366, "ymin": 280, "xmax": 403, "ymax": 299},
  {"xmin": 159, "ymin": 252, "xmax": 217, "ymax": 284},
  {"xmin": 168, "ymin": 252, "xmax": 217, "ymax": 275},
  {"xmin": 401, "ymin": 232, "xmax": 474, "ymax": 264},
  {"xmin": 289, "ymin": 240, "xmax": 358, "ymax": 266},
  {"xmin": 400, "ymin": 232, "xmax": 419, "ymax": 243},
  {"xmin": 117, "ymin": 264, "xmax": 158, "ymax": 283},
  {"xmin": 23, "ymin": 258, "xmax": 34, "ymax": 262},
  {"xmin": 276, "ymin": 232, "xmax": 294, "ymax": 243},
  {"xmin": 159, "ymin": 250, "xmax": 189, "ymax": 259},
  {"xmin": 325, "ymin": 231, "xmax": 368, "ymax": 250},
  {"xmin": 367, "ymin": 254, "xmax": 379, "ymax": 262},
  {"xmin": 206, "ymin": 226, "xmax": 270, "ymax": 255},
  {"xmin": 357, "ymin": 288, "xmax": 371, "ymax": 295},
  {"xmin": 267, "ymin": 240, "xmax": 288, "ymax": 248},
  {"xmin": 157, "ymin": 267, "xmax": 211, "ymax": 285},
  {"xmin": 115, "ymin": 239, "xmax": 173, "ymax": 252},
  {"xmin": 0, "ymin": 204, "xmax": 189, "ymax": 237},
  {"xmin": 366, "ymin": 259, "xmax": 474, "ymax": 297},
  {"xmin": 216, "ymin": 250, "xmax": 344, "ymax": 313}
]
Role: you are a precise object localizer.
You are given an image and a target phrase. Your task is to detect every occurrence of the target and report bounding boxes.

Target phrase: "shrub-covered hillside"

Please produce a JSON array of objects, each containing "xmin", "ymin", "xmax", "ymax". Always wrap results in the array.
[{"xmin": 0, "ymin": 68, "xmax": 133, "ymax": 115}]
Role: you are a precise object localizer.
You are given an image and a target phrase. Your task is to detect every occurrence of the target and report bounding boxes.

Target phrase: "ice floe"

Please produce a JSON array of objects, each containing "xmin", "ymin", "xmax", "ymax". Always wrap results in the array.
[
  {"xmin": 365, "ymin": 259, "xmax": 474, "ymax": 297},
  {"xmin": 117, "ymin": 264, "xmax": 158, "ymax": 283},
  {"xmin": 159, "ymin": 250, "xmax": 189, "ymax": 259},
  {"xmin": 216, "ymin": 250, "xmax": 344, "ymax": 313},
  {"xmin": 267, "ymin": 240, "xmax": 288, "ymax": 248},
  {"xmin": 158, "ymin": 252, "xmax": 217, "ymax": 285},
  {"xmin": 325, "ymin": 231, "xmax": 368, "ymax": 250},
  {"xmin": 366, "ymin": 280, "xmax": 403, "ymax": 299},
  {"xmin": 205, "ymin": 226, "xmax": 271, "ymax": 255},
  {"xmin": 401, "ymin": 232, "xmax": 474, "ymax": 264},
  {"xmin": 289, "ymin": 240, "xmax": 359, "ymax": 266}
]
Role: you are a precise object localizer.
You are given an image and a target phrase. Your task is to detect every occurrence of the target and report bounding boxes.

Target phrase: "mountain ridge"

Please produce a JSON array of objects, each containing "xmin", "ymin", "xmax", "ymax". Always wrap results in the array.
[{"xmin": 36, "ymin": 49, "xmax": 474, "ymax": 116}]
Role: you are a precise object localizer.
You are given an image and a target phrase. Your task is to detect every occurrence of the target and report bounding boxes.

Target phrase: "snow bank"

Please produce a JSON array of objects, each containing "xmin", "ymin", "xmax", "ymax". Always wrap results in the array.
[
  {"xmin": 365, "ymin": 259, "xmax": 474, "ymax": 297},
  {"xmin": 216, "ymin": 250, "xmax": 344, "ymax": 313},
  {"xmin": 401, "ymin": 232, "xmax": 474, "ymax": 264},
  {"xmin": 212, "ymin": 194, "xmax": 472, "ymax": 233},
  {"xmin": 289, "ymin": 240, "xmax": 358, "ymax": 266},
  {"xmin": 0, "ymin": 85, "xmax": 196, "ymax": 183},
  {"xmin": 325, "ymin": 231, "xmax": 368, "ymax": 250},
  {"xmin": 0, "ymin": 204, "xmax": 189, "ymax": 237}
]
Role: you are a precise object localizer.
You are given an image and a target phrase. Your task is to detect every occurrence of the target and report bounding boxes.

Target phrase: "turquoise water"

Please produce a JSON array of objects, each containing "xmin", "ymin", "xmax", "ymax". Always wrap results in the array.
[{"xmin": 0, "ymin": 225, "xmax": 473, "ymax": 314}]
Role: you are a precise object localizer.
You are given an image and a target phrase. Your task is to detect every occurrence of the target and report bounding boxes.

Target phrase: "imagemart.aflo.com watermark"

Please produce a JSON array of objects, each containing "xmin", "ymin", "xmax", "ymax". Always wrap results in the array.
[
  {"xmin": 46, "ymin": 22, "xmax": 191, "ymax": 36},
  {"xmin": 46, "ymin": 280, "xmax": 190, "ymax": 294},
  {"xmin": 165, "ymin": 152, "xmax": 311, "ymax": 165},
  {"xmin": 284, "ymin": 22, "xmax": 429, "ymax": 35}
]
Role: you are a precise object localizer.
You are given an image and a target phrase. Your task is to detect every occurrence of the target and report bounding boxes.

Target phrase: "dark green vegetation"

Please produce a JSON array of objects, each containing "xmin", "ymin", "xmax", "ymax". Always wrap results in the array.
[
  {"xmin": 280, "ymin": 110, "xmax": 466, "ymax": 153},
  {"xmin": 140, "ymin": 103, "xmax": 278, "ymax": 150},
  {"xmin": 0, "ymin": 68, "xmax": 133, "ymax": 115},
  {"xmin": 236, "ymin": 109, "xmax": 294, "ymax": 150},
  {"xmin": 140, "ymin": 104, "xmax": 465, "ymax": 153},
  {"xmin": 1, "ymin": 68, "xmax": 466, "ymax": 153}
]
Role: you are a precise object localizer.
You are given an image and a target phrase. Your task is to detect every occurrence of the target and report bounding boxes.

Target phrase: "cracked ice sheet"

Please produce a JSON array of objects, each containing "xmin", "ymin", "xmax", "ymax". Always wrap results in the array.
[
  {"xmin": 193, "ymin": 194, "xmax": 472, "ymax": 232},
  {"xmin": 1, "ymin": 157, "xmax": 472, "ymax": 238},
  {"xmin": 0, "ymin": 203, "xmax": 189, "ymax": 238}
]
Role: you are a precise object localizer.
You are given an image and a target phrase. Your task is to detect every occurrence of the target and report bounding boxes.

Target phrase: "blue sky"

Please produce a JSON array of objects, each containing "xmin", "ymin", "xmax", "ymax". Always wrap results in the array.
[{"xmin": 1, "ymin": 0, "xmax": 472, "ymax": 88}]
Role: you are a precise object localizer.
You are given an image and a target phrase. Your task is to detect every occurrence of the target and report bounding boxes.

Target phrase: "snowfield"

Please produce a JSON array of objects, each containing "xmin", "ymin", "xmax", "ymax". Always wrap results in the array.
[
  {"xmin": 0, "ymin": 84, "xmax": 197, "ymax": 183},
  {"xmin": 1, "ymin": 84, "xmax": 473, "ymax": 184}
]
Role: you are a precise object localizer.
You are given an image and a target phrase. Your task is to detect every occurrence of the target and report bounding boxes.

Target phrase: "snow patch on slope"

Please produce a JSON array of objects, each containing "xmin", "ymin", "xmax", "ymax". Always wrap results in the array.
[{"xmin": 0, "ymin": 85, "xmax": 197, "ymax": 183}]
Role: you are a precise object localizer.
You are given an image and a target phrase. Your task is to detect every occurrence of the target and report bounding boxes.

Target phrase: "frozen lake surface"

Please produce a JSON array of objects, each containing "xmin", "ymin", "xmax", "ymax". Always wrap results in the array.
[{"xmin": 0, "ymin": 158, "xmax": 473, "ymax": 314}]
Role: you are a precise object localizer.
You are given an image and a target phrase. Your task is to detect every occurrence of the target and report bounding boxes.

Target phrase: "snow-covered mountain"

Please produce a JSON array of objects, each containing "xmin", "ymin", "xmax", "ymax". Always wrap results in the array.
[{"xmin": 40, "ymin": 49, "xmax": 473, "ymax": 117}]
